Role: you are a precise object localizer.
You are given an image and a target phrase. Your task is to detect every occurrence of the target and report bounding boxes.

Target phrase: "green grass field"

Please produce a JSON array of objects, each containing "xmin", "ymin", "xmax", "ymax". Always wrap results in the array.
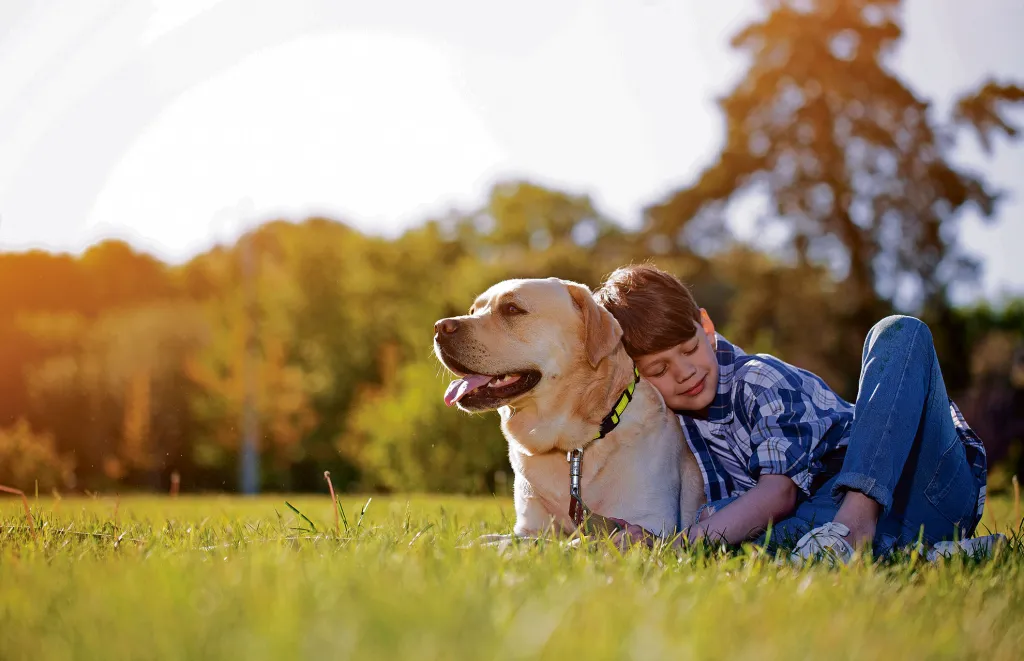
[{"xmin": 2, "ymin": 492, "xmax": 1023, "ymax": 661}]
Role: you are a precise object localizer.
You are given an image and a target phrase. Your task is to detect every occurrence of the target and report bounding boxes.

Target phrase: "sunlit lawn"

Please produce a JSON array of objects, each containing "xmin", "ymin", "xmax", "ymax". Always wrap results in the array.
[{"xmin": 2, "ymin": 491, "xmax": 1023, "ymax": 661}]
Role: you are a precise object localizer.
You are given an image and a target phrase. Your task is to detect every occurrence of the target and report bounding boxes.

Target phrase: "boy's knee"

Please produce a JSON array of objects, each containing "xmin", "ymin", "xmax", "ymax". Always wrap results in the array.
[{"xmin": 866, "ymin": 315, "xmax": 932, "ymax": 355}]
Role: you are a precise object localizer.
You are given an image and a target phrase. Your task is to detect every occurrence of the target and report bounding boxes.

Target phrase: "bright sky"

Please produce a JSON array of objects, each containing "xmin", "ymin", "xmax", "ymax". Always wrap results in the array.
[{"xmin": 1, "ymin": 0, "xmax": 1022, "ymax": 304}]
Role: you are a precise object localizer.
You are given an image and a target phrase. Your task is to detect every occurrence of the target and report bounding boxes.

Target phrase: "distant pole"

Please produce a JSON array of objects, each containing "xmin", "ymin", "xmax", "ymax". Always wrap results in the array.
[{"xmin": 240, "ymin": 232, "xmax": 260, "ymax": 495}]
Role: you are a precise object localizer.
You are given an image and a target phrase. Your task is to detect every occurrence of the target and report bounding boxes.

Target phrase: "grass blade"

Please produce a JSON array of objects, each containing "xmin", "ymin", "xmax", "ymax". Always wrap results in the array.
[
  {"xmin": 357, "ymin": 497, "xmax": 372, "ymax": 528},
  {"xmin": 284, "ymin": 501, "xmax": 317, "ymax": 533},
  {"xmin": 324, "ymin": 471, "xmax": 341, "ymax": 536},
  {"xmin": 0, "ymin": 484, "xmax": 37, "ymax": 540}
]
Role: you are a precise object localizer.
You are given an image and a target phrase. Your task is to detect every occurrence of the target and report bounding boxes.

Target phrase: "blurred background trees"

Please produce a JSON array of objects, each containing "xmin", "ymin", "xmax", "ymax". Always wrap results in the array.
[
  {"xmin": 1, "ymin": 0, "xmax": 1021, "ymax": 494},
  {"xmin": 645, "ymin": 0, "xmax": 1023, "ymax": 394}
]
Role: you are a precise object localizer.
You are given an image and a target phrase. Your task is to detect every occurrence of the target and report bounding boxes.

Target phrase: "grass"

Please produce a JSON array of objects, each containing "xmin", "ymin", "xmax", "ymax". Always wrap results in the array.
[{"xmin": 2, "ymin": 492, "xmax": 1023, "ymax": 661}]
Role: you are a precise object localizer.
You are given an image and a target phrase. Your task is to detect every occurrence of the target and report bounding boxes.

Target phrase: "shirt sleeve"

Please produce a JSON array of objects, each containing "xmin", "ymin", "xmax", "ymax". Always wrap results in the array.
[{"xmin": 737, "ymin": 382, "xmax": 827, "ymax": 496}]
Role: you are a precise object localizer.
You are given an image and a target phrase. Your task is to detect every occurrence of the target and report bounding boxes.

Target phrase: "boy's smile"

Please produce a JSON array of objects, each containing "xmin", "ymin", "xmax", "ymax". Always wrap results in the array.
[
  {"xmin": 681, "ymin": 375, "xmax": 706, "ymax": 397},
  {"xmin": 634, "ymin": 309, "xmax": 719, "ymax": 414}
]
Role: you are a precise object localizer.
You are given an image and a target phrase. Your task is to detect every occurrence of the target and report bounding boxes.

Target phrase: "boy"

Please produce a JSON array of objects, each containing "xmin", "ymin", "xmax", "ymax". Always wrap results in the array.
[{"xmin": 593, "ymin": 264, "xmax": 988, "ymax": 562}]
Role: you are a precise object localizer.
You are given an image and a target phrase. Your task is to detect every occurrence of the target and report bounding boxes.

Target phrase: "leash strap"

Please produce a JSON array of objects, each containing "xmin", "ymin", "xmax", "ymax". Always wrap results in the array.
[
  {"xmin": 568, "ymin": 448, "xmax": 587, "ymax": 526},
  {"xmin": 568, "ymin": 448, "xmax": 625, "ymax": 534},
  {"xmin": 567, "ymin": 365, "xmax": 641, "ymax": 532}
]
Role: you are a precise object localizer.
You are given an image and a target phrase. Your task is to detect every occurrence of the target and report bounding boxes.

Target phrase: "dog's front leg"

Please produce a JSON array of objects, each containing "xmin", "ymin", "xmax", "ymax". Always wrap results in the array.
[
  {"xmin": 679, "ymin": 448, "xmax": 706, "ymax": 528},
  {"xmin": 513, "ymin": 475, "xmax": 567, "ymax": 537},
  {"xmin": 466, "ymin": 477, "xmax": 566, "ymax": 548}
]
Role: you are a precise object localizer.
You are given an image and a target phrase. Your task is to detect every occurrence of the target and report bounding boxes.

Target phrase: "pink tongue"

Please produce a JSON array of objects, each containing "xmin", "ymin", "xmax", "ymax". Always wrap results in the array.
[{"xmin": 444, "ymin": 374, "xmax": 493, "ymax": 406}]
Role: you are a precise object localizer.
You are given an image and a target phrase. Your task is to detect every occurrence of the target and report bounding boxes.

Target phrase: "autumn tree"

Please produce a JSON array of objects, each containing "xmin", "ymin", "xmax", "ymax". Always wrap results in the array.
[
  {"xmin": 645, "ymin": 0, "xmax": 1023, "ymax": 393},
  {"xmin": 0, "ymin": 420, "xmax": 74, "ymax": 491},
  {"xmin": 24, "ymin": 302, "xmax": 208, "ymax": 490},
  {"xmin": 184, "ymin": 231, "xmax": 321, "ymax": 491}
]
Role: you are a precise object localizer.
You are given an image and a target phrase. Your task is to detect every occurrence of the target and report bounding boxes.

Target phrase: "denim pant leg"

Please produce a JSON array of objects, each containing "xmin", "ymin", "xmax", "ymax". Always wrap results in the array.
[{"xmin": 831, "ymin": 316, "xmax": 980, "ymax": 548}]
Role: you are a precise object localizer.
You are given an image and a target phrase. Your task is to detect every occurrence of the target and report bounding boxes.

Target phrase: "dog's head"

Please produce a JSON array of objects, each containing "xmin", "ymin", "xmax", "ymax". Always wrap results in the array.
[{"xmin": 433, "ymin": 277, "xmax": 623, "ymax": 412}]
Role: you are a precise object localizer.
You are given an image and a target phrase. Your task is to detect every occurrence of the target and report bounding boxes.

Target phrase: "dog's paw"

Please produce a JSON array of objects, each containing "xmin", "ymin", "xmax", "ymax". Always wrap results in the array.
[
  {"xmin": 457, "ymin": 533, "xmax": 520, "ymax": 551},
  {"xmin": 476, "ymin": 534, "xmax": 518, "ymax": 546}
]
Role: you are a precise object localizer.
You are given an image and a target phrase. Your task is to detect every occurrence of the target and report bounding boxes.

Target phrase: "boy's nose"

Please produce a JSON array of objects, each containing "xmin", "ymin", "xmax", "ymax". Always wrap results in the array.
[{"xmin": 677, "ymin": 368, "xmax": 696, "ymax": 384}]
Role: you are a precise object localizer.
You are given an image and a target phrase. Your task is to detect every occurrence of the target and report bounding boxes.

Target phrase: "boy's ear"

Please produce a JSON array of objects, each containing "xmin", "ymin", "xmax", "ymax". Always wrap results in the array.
[
  {"xmin": 700, "ymin": 308, "xmax": 717, "ymax": 349},
  {"xmin": 566, "ymin": 282, "xmax": 623, "ymax": 368}
]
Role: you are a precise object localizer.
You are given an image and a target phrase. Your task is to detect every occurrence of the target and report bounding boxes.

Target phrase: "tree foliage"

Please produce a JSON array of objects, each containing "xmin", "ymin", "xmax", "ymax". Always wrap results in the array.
[
  {"xmin": 645, "ymin": 0, "xmax": 1023, "ymax": 391},
  {"xmin": 0, "ymin": 1, "xmax": 1020, "ymax": 493}
]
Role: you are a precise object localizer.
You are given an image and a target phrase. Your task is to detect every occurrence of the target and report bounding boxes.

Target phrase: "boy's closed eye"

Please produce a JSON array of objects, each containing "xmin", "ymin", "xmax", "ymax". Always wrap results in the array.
[{"xmin": 641, "ymin": 340, "xmax": 700, "ymax": 378}]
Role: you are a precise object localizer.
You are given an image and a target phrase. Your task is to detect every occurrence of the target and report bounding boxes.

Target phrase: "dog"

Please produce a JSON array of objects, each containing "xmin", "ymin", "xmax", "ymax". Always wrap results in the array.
[{"xmin": 433, "ymin": 277, "xmax": 706, "ymax": 539}]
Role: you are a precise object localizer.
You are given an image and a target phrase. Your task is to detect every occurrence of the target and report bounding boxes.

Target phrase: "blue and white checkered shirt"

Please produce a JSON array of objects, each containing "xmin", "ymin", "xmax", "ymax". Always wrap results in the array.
[{"xmin": 678, "ymin": 336, "xmax": 988, "ymax": 523}]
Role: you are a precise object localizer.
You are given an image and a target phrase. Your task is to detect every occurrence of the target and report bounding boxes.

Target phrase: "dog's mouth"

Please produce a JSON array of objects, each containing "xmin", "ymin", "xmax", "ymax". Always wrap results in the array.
[{"xmin": 439, "ymin": 353, "xmax": 541, "ymax": 411}]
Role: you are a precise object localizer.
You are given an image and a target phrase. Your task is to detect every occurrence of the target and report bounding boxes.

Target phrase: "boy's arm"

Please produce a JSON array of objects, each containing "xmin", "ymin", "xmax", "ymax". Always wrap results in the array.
[
  {"xmin": 693, "ymin": 373, "xmax": 845, "ymax": 545},
  {"xmin": 683, "ymin": 474, "xmax": 797, "ymax": 545},
  {"xmin": 607, "ymin": 475, "xmax": 796, "ymax": 548}
]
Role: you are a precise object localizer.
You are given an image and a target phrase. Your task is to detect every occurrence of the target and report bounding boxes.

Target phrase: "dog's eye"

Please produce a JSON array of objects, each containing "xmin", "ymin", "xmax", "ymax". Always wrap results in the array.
[{"xmin": 502, "ymin": 302, "xmax": 526, "ymax": 316}]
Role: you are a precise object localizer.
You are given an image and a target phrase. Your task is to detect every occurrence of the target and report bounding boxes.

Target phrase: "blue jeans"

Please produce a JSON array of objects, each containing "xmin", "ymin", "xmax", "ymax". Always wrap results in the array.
[{"xmin": 705, "ymin": 316, "xmax": 983, "ymax": 553}]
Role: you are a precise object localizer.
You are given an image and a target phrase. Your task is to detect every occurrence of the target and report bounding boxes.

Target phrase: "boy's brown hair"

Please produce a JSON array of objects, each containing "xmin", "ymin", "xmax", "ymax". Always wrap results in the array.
[{"xmin": 593, "ymin": 263, "xmax": 702, "ymax": 357}]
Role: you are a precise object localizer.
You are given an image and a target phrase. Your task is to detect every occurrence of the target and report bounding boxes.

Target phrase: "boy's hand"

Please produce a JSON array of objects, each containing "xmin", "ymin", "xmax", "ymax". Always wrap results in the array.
[
  {"xmin": 605, "ymin": 518, "xmax": 659, "ymax": 549},
  {"xmin": 610, "ymin": 522, "xmax": 713, "ymax": 550},
  {"xmin": 677, "ymin": 475, "xmax": 798, "ymax": 546}
]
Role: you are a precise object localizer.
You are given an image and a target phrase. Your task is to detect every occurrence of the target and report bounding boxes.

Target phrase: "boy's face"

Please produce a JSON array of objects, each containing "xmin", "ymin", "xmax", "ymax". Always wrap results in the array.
[{"xmin": 634, "ymin": 309, "xmax": 719, "ymax": 413}]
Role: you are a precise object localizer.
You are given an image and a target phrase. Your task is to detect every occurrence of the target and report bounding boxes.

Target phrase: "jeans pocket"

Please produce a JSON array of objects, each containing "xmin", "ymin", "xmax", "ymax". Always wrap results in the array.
[{"xmin": 924, "ymin": 440, "xmax": 976, "ymax": 534}]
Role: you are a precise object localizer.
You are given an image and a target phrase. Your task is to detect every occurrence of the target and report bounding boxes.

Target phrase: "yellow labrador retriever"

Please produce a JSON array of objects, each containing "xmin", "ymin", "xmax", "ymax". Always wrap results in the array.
[{"xmin": 433, "ymin": 277, "xmax": 705, "ymax": 539}]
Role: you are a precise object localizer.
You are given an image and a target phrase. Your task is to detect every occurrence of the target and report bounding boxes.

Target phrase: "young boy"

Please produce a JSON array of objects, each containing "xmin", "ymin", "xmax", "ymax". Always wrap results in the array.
[{"xmin": 593, "ymin": 264, "xmax": 988, "ymax": 562}]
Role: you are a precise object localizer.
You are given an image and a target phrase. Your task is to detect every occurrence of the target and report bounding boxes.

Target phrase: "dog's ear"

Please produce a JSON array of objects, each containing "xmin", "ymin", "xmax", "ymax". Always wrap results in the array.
[{"xmin": 566, "ymin": 282, "xmax": 623, "ymax": 368}]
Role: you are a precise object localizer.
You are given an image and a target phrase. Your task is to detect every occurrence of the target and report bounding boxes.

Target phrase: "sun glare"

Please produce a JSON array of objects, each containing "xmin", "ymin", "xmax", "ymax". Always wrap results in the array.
[{"xmin": 85, "ymin": 30, "xmax": 506, "ymax": 259}]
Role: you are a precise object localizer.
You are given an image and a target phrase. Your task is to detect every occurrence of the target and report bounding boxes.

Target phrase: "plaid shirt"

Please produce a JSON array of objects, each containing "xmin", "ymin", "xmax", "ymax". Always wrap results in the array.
[{"xmin": 678, "ymin": 336, "xmax": 988, "ymax": 523}]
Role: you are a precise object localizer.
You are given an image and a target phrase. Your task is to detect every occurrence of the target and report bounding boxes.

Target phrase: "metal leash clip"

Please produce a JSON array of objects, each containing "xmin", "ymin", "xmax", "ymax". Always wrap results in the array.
[
  {"xmin": 568, "ymin": 448, "xmax": 588, "ymax": 527},
  {"xmin": 567, "ymin": 447, "xmax": 623, "ymax": 536}
]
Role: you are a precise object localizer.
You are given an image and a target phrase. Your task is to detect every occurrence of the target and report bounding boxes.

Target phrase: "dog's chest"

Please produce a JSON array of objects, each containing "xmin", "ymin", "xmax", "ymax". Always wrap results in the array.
[{"xmin": 513, "ymin": 437, "xmax": 683, "ymax": 535}]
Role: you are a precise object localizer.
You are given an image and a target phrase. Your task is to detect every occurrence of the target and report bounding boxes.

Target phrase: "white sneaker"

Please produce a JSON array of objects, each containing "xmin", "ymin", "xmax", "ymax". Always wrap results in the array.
[
  {"xmin": 926, "ymin": 534, "xmax": 1007, "ymax": 562},
  {"xmin": 790, "ymin": 522, "xmax": 856, "ymax": 566}
]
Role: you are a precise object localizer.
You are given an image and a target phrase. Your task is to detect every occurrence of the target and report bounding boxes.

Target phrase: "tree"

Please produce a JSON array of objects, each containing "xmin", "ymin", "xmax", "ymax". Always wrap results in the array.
[
  {"xmin": 344, "ymin": 357, "xmax": 508, "ymax": 494},
  {"xmin": 0, "ymin": 420, "xmax": 74, "ymax": 491},
  {"xmin": 0, "ymin": 243, "xmax": 181, "ymax": 430},
  {"xmin": 644, "ymin": 0, "xmax": 1023, "ymax": 391},
  {"xmin": 711, "ymin": 245, "xmax": 850, "ymax": 394},
  {"xmin": 24, "ymin": 302, "xmax": 208, "ymax": 490},
  {"xmin": 184, "ymin": 242, "xmax": 320, "ymax": 491},
  {"xmin": 473, "ymin": 180, "xmax": 623, "ymax": 255},
  {"xmin": 956, "ymin": 298, "xmax": 1024, "ymax": 485}
]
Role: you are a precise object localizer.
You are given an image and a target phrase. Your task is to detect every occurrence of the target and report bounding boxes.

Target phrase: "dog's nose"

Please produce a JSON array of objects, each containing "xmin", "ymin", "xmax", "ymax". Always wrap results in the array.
[{"xmin": 434, "ymin": 318, "xmax": 460, "ymax": 336}]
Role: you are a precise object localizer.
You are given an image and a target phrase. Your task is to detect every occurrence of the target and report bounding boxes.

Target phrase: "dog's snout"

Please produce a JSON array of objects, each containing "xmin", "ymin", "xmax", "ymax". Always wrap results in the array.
[{"xmin": 434, "ymin": 318, "xmax": 460, "ymax": 337}]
